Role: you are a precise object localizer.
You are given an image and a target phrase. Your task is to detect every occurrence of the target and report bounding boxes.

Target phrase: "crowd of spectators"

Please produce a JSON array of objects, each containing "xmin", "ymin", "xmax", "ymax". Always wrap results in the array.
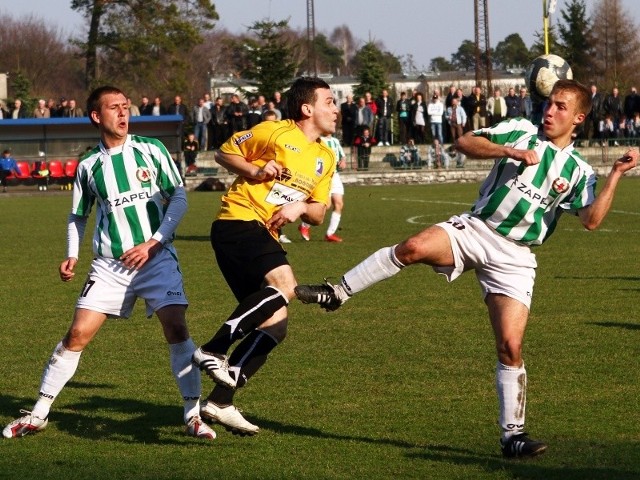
[{"xmin": 2, "ymin": 81, "xmax": 638, "ymax": 174}]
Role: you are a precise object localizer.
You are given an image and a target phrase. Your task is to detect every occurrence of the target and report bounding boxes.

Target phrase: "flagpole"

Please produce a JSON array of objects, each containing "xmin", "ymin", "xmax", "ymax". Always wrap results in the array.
[{"xmin": 543, "ymin": 0, "xmax": 549, "ymax": 55}]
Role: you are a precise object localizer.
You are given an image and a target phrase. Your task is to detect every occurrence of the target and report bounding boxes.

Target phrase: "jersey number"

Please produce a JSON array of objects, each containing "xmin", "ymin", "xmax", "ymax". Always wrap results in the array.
[{"xmin": 81, "ymin": 279, "xmax": 96, "ymax": 297}]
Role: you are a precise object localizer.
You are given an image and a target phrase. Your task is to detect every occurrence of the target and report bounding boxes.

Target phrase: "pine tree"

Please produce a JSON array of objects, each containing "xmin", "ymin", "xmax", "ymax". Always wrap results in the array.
[
  {"xmin": 238, "ymin": 20, "xmax": 299, "ymax": 100},
  {"xmin": 557, "ymin": 0, "xmax": 593, "ymax": 83},
  {"xmin": 352, "ymin": 43, "xmax": 388, "ymax": 98}
]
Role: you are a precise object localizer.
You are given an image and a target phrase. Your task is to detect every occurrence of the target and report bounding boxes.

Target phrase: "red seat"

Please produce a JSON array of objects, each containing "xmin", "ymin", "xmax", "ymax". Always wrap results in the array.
[
  {"xmin": 48, "ymin": 160, "xmax": 65, "ymax": 180},
  {"xmin": 6, "ymin": 160, "xmax": 33, "ymax": 186},
  {"xmin": 64, "ymin": 159, "xmax": 79, "ymax": 180},
  {"xmin": 15, "ymin": 161, "xmax": 32, "ymax": 180}
]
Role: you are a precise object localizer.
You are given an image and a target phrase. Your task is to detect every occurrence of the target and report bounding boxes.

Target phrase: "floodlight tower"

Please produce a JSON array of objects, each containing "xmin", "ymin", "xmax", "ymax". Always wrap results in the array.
[
  {"xmin": 306, "ymin": 0, "xmax": 317, "ymax": 76},
  {"xmin": 474, "ymin": 0, "xmax": 493, "ymax": 92}
]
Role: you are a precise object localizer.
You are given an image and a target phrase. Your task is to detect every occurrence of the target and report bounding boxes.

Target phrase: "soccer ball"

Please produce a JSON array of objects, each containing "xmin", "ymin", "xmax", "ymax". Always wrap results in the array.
[{"xmin": 524, "ymin": 54, "xmax": 573, "ymax": 102}]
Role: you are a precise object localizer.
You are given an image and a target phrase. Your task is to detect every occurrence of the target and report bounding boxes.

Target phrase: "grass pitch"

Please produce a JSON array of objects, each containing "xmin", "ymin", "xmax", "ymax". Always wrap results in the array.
[{"xmin": 0, "ymin": 180, "xmax": 638, "ymax": 479}]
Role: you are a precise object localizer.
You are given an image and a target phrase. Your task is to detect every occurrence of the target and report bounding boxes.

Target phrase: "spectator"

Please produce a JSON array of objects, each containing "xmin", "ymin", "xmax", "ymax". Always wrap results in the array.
[
  {"xmin": 55, "ymin": 98, "xmax": 69, "ymax": 118},
  {"xmin": 340, "ymin": 94, "xmax": 358, "ymax": 147},
  {"xmin": 65, "ymin": 99, "xmax": 83, "ymax": 118},
  {"xmin": 33, "ymin": 99, "xmax": 51, "ymax": 119},
  {"xmin": 246, "ymin": 98, "xmax": 263, "ymax": 128},
  {"xmin": 192, "ymin": 98, "xmax": 212, "ymax": 151},
  {"xmin": 256, "ymin": 95, "xmax": 267, "ymax": 113},
  {"xmin": 396, "ymin": 91, "xmax": 411, "ymax": 145},
  {"xmin": 139, "ymin": 96, "xmax": 153, "ymax": 116},
  {"xmin": 225, "ymin": 94, "xmax": 248, "ymax": 134},
  {"xmin": 355, "ymin": 97, "xmax": 374, "ymax": 136},
  {"xmin": 410, "ymin": 92, "xmax": 428, "ymax": 144},
  {"xmin": 426, "ymin": 138, "xmax": 450, "ymax": 169},
  {"xmin": 445, "ymin": 84, "xmax": 457, "ymax": 109},
  {"xmin": 427, "ymin": 92, "xmax": 444, "ymax": 145},
  {"xmin": 586, "ymin": 84, "xmax": 604, "ymax": 146},
  {"xmin": 375, "ymin": 89, "xmax": 393, "ymax": 146},
  {"xmin": 399, "ymin": 138, "xmax": 421, "ymax": 168},
  {"xmin": 127, "ymin": 97, "xmax": 140, "ymax": 117},
  {"xmin": 266, "ymin": 101, "xmax": 282, "ymax": 121},
  {"xmin": 272, "ymin": 91, "xmax": 288, "ymax": 119},
  {"xmin": 210, "ymin": 97, "xmax": 228, "ymax": 150},
  {"xmin": 519, "ymin": 87, "xmax": 533, "ymax": 120},
  {"xmin": 487, "ymin": 88, "xmax": 507, "ymax": 125},
  {"xmin": 183, "ymin": 132, "xmax": 199, "ymax": 175},
  {"xmin": 0, "ymin": 101, "xmax": 7, "ymax": 119},
  {"xmin": 364, "ymin": 91, "xmax": 377, "ymax": 117},
  {"xmin": 445, "ymin": 97, "xmax": 467, "ymax": 145},
  {"xmin": 466, "ymin": 86, "xmax": 487, "ymax": 131},
  {"xmin": 169, "ymin": 95, "xmax": 188, "ymax": 118},
  {"xmin": 599, "ymin": 114, "xmax": 616, "ymax": 146},
  {"xmin": 623, "ymin": 87, "xmax": 639, "ymax": 121},
  {"xmin": 46, "ymin": 98, "xmax": 57, "ymax": 116},
  {"xmin": 504, "ymin": 87, "xmax": 520, "ymax": 119},
  {"xmin": 0, "ymin": 149, "xmax": 21, "ymax": 193},
  {"xmin": 11, "ymin": 99, "xmax": 28, "ymax": 119},
  {"xmin": 353, "ymin": 126, "xmax": 377, "ymax": 170},
  {"xmin": 603, "ymin": 87, "xmax": 623, "ymax": 138},
  {"xmin": 151, "ymin": 96, "xmax": 166, "ymax": 116}
]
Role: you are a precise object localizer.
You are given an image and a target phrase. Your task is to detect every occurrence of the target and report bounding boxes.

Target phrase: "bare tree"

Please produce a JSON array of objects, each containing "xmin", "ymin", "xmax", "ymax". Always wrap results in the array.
[
  {"xmin": 0, "ymin": 14, "xmax": 85, "ymax": 102},
  {"xmin": 329, "ymin": 25, "xmax": 357, "ymax": 75},
  {"xmin": 589, "ymin": 0, "xmax": 640, "ymax": 90}
]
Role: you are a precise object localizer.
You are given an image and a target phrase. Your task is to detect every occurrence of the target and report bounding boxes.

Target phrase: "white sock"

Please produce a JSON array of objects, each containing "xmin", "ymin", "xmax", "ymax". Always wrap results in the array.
[
  {"xmin": 326, "ymin": 212, "xmax": 341, "ymax": 236},
  {"xmin": 496, "ymin": 361, "xmax": 527, "ymax": 440},
  {"xmin": 341, "ymin": 245, "xmax": 405, "ymax": 295},
  {"xmin": 169, "ymin": 338, "xmax": 201, "ymax": 422},
  {"xmin": 300, "ymin": 221, "xmax": 311, "ymax": 228},
  {"xmin": 33, "ymin": 341, "xmax": 82, "ymax": 419}
]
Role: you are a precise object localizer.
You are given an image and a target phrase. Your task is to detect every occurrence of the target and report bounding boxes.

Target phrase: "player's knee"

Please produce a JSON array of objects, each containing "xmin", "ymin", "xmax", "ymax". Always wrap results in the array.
[
  {"xmin": 395, "ymin": 237, "xmax": 424, "ymax": 264},
  {"xmin": 497, "ymin": 339, "xmax": 523, "ymax": 366},
  {"xmin": 63, "ymin": 328, "xmax": 91, "ymax": 350}
]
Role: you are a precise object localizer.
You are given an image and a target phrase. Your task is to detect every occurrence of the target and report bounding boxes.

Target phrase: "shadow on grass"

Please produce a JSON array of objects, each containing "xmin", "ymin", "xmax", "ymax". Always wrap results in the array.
[
  {"xmin": 407, "ymin": 446, "xmax": 640, "ymax": 480},
  {"xmin": 254, "ymin": 416, "xmax": 439, "ymax": 450},
  {"xmin": 251, "ymin": 417, "xmax": 640, "ymax": 479},
  {"xmin": 0, "ymin": 393, "xmax": 208, "ymax": 446},
  {"xmin": 587, "ymin": 321, "xmax": 640, "ymax": 330},
  {"xmin": 555, "ymin": 275, "xmax": 640, "ymax": 282}
]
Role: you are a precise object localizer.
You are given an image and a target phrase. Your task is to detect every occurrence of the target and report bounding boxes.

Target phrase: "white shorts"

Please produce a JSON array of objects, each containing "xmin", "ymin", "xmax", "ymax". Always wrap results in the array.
[
  {"xmin": 330, "ymin": 172, "xmax": 344, "ymax": 196},
  {"xmin": 76, "ymin": 245, "xmax": 188, "ymax": 318},
  {"xmin": 433, "ymin": 214, "xmax": 537, "ymax": 309}
]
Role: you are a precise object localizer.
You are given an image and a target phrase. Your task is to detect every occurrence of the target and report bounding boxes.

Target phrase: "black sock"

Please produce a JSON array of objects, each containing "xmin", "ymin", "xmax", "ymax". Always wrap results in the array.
[
  {"xmin": 208, "ymin": 329, "xmax": 279, "ymax": 405},
  {"xmin": 201, "ymin": 286, "xmax": 287, "ymax": 354}
]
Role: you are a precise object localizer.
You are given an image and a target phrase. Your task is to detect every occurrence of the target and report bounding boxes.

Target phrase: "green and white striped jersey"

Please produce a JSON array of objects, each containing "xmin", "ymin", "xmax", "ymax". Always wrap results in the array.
[
  {"xmin": 321, "ymin": 135, "xmax": 345, "ymax": 172},
  {"xmin": 471, "ymin": 118, "xmax": 596, "ymax": 246},
  {"xmin": 71, "ymin": 135, "xmax": 183, "ymax": 258}
]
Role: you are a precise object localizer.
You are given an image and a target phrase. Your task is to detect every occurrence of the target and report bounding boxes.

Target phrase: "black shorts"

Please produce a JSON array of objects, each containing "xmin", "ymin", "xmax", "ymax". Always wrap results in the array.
[{"xmin": 211, "ymin": 220, "xmax": 288, "ymax": 302}]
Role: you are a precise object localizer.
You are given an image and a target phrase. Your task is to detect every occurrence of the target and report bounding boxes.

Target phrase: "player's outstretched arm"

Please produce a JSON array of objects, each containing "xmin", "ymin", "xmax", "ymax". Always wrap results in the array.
[
  {"xmin": 578, "ymin": 149, "xmax": 638, "ymax": 230},
  {"xmin": 455, "ymin": 132, "xmax": 540, "ymax": 165}
]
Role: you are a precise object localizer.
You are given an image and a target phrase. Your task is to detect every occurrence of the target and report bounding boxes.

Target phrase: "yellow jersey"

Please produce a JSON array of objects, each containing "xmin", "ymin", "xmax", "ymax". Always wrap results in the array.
[{"xmin": 217, "ymin": 120, "xmax": 336, "ymax": 233}]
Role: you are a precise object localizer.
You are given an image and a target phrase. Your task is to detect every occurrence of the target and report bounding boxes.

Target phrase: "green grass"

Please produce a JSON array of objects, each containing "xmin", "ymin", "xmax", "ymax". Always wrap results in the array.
[{"xmin": 0, "ymin": 181, "xmax": 639, "ymax": 480}]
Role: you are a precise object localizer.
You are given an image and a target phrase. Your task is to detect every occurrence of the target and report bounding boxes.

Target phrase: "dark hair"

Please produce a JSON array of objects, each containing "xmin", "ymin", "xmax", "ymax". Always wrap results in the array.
[
  {"xmin": 550, "ymin": 79, "xmax": 592, "ymax": 116},
  {"xmin": 87, "ymin": 85, "xmax": 126, "ymax": 127},
  {"xmin": 286, "ymin": 76, "xmax": 331, "ymax": 121}
]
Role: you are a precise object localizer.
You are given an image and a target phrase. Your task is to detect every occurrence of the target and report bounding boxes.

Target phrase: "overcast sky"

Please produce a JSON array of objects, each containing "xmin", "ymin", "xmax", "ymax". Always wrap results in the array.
[{"xmin": 2, "ymin": 0, "xmax": 639, "ymax": 70}]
